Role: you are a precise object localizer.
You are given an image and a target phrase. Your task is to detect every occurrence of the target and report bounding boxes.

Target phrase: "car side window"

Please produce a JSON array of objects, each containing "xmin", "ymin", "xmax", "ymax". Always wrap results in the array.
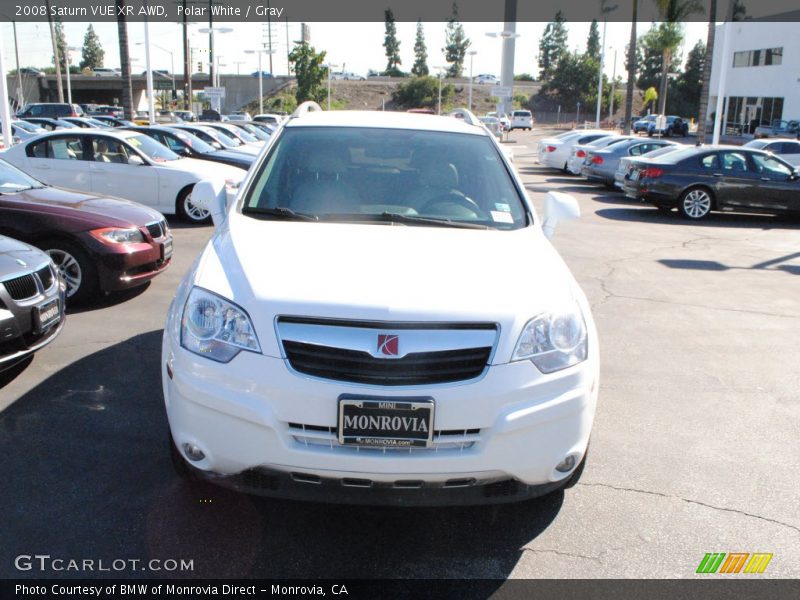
[
  {"xmin": 161, "ymin": 134, "xmax": 185, "ymax": 153},
  {"xmin": 92, "ymin": 137, "xmax": 129, "ymax": 164},
  {"xmin": 751, "ymin": 153, "xmax": 793, "ymax": 178},
  {"xmin": 780, "ymin": 142, "xmax": 800, "ymax": 155},
  {"xmin": 700, "ymin": 154, "xmax": 720, "ymax": 170},
  {"xmin": 720, "ymin": 152, "xmax": 750, "ymax": 173},
  {"xmin": 41, "ymin": 136, "xmax": 85, "ymax": 160},
  {"xmin": 28, "ymin": 140, "xmax": 48, "ymax": 158}
]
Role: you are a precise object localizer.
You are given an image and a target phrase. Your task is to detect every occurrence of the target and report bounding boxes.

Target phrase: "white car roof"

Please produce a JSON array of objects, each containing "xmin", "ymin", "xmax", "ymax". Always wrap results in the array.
[{"xmin": 284, "ymin": 110, "xmax": 488, "ymax": 136}]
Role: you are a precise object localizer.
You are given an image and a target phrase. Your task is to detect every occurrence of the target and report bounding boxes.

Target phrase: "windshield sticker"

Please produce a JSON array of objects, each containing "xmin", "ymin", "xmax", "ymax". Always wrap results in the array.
[
  {"xmin": 490, "ymin": 211, "xmax": 514, "ymax": 224},
  {"xmin": 494, "ymin": 203, "xmax": 511, "ymax": 212}
]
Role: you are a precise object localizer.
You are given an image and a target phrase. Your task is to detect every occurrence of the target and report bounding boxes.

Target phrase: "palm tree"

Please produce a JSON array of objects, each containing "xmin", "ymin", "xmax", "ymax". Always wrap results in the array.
[
  {"xmin": 116, "ymin": 0, "xmax": 134, "ymax": 120},
  {"xmin": 695, "ymin": 0, "xmax": 716, "ymax": 142},
  {"xmin": 622, "ymin": 0, "xmax": 638, "ymax": 135},
  {"xmin": 653, "ymin": 0, "xmax": 704, "ymax": 115}
]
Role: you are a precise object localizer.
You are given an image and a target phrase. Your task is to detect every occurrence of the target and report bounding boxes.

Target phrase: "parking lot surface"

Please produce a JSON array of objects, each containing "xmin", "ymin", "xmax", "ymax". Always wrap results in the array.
[{"xmin": 2, "ymin": 128, "xmax": 798, "ymax": 579}]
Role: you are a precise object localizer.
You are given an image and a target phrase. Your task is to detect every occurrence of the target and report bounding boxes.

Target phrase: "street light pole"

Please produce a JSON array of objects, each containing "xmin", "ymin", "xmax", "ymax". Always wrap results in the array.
[
  {"xmin": 246, "ymin": 48, "xmax": 275, "ymax": 115},
  {"xmin": 608, "ymin": 48, "xmax": 617, "ymax": 123},
  {"xmin": 467, "ymin": 50, "xmax": 477, "ymax": 112},
  {"xmin": 324, "ymin": 63, "xmax": 338, "ymax": 110},
  {"xmin": 65, "ymin": 50, "xmax": 72, "ymax": 105},
  {"xmin": 144, "ymin": 21, "xmax": 155, "ymax": 125}
]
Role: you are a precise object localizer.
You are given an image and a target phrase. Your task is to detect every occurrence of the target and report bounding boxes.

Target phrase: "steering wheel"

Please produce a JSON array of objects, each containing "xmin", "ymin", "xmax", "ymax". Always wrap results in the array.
[{"xmin": 418, "ymin": 192, "xmax": 486, "ymax": 219}]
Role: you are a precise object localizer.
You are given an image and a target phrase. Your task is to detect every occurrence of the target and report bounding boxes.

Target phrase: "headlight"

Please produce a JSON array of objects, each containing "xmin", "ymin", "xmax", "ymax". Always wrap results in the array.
[
  {"xmin": 89, "ymin": 227, "xmax": 145, "ymax": 244},
  {"xmin": 180, "ymin": 287, "xmax": 260, "ymax": 363},
  {"xmin": 512, "ymin": 302, "xmax": 588, "ymax": 374}
]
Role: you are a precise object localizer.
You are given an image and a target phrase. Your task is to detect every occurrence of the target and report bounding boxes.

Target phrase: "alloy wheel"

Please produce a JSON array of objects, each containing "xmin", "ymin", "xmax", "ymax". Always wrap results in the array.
[
  {"xmin": 682, "ymin": 189, "xmax": 712, "ymax": 219},
  {"xmin": 46, "ymin": 248, "xmax": 82, "ymax": 298}
]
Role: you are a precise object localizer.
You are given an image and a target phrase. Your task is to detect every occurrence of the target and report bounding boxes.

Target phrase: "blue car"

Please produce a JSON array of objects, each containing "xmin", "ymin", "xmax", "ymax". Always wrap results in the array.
[
  {"xmin": 633, "ymin": 115, "xmax": 656, "ymax": 134},
  {"xmin": 647, "ymin": 116, "xmax": 689, "ymax": 137}
]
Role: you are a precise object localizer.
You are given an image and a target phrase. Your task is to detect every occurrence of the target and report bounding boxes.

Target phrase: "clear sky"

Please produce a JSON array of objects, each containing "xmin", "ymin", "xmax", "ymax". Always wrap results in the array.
[{"xmin": 1, "ymin": 20, "xmax": 708, "ymax": 79}]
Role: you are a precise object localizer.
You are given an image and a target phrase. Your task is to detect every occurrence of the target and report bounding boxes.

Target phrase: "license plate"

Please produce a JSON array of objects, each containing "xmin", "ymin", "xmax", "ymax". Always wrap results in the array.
[
  {"xmin": 630, "ymin": 170, "xmax": 640, "ymax": 181},
  {"xmin": 34, "ymin": 299, "xmax": 60, "ymax": 331},
  {"xmin": 338, "ymin": 396, "xmax": 434, "ymax": 448},
  {"xmin": 162, "ymin": 239, "xmax": 173, "ymax": 261}
]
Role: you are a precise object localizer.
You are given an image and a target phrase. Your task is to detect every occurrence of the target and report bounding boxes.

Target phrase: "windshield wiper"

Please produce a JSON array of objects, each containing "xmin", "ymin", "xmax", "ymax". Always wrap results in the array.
[
  {"xmin": 242, "ymin": 206, "xmax": 319, "ymax": 222},
  {"xmin": 322, "ymin": 212, "xmax": 491, "ymax": 230}
]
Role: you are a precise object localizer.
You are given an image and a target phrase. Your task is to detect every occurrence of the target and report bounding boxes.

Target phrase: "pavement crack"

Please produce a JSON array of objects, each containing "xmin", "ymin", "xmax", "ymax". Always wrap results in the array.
[
  {"xmin": 578, "ymin": 482, "xmax": 800, "ymax": 535},
  {"xmin": 520, "ymin": 547, "xmax": 600, "ymax": 563}
]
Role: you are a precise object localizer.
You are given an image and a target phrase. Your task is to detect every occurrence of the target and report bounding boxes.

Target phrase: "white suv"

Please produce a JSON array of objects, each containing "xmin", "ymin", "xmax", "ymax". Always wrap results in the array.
[
  {"xmin": 163, "ymin": 104, "xmax": 599, "ymax": 505},
  {"xmin": 510, "ymin": 110, "xmax": 533, "ymax": 131}
]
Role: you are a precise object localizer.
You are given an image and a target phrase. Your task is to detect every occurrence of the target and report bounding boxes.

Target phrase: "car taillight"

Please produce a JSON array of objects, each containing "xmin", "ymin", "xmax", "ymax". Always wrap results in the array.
[
  {"xmin": 643, "ymin": 167, "xmax": 664, "ymax": 178},
  {"xmin": 576, "ymin": 150, "xmax": 586, "ymax": 158},
  {"xmin": 546, "ymin": 145, "xmax": 556, "ymax": 152},
  {"xmin": 591, "ymin": 155, "xmax": 604, "ymax": 164}
]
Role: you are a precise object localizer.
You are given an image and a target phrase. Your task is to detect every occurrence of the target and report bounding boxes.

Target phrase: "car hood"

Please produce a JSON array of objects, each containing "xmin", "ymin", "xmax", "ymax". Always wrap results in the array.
[
  {"xmin": 194, "ymin": 217, "xmax": 580, "ymax": 359},
  {"xmin": 206, "ymin": 149, "xmax": 254, "ymax": 166},
  {"xmin": 0, "ymin": 235, "xmax": 50, "ymax": 273},
  {"xmin": 2, "ymin": 186, "xmax": 166, "ymax": 227},
  {"xmin": 157, "ymin": 157, "xmax": 247, "ymax": 180}
]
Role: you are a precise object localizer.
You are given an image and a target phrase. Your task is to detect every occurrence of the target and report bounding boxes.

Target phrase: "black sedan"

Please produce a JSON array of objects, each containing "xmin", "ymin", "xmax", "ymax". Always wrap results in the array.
[
  {"xmin": 623, "ymin": 145, "xmax": 800, "ymax": 219},
  {"xmin": 121, "ymin": 125, "xmax": 254, "ymax": 170}
]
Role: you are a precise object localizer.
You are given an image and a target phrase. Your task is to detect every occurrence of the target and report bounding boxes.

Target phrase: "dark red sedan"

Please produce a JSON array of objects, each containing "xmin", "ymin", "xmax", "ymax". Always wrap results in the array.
[{"xmin": 0, "ymin": 159, "xmax": 172, "ymax": 302}]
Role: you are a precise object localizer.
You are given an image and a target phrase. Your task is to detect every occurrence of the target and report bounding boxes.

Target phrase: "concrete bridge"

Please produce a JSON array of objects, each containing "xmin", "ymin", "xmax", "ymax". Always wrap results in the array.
[{"xmin": 7, "ymin": 73, "xmax": 292, "ymax": 114}]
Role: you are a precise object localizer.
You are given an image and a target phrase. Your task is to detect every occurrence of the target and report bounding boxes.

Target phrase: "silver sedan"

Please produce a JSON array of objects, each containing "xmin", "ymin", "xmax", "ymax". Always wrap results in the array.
[{"xmin": 581, "ymin": 138, "xmax": 678, "ymax": 186}]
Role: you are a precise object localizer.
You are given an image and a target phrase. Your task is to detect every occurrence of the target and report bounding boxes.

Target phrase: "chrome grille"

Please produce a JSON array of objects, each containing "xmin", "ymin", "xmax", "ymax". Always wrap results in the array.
[
  {"xmin": 36, "ymin": 265, "xmax": 54, "ymax": 290},
  {"xmin": 146, "ymin": 219, "xmax": 168, "ymax": 239},
  {"xmin": 2, "ymin": 273, "xmax": 37, "ymax": 300},
  {"xmin": 287, "ymin": 422, "xmax": 482, "ymax": 453}
]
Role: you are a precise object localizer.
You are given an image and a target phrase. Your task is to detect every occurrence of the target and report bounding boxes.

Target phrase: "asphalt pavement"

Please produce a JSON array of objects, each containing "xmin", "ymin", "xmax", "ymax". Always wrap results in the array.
[{"xmin": 1, "ymin": 128, "xmax": 798, "ymax": 580}]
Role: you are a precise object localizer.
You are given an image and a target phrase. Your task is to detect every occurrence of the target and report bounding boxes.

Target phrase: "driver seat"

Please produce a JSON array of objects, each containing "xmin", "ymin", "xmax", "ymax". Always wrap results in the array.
[{"xmin": 411, "ymin": 158, "xmax": 462, "ymax": 210}]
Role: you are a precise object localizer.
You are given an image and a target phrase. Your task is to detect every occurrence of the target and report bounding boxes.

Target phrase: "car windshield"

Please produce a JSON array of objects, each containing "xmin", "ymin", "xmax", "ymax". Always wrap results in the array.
[
  {"xmin": 242, "ymin": 126, "xmax": 528, "ymax": 230},
  {"xmin": 171, "ymin": 130, "xmax": 216, "ymax": 154},
  {"xmin": 236, "ymin": 124, "xmax": 271, "ymax": 140},
  {"xmin": 126, "ymin": 134, "xmax": 180, "ymax": 162},
  {"xmin": 0, "ymin": 158, "xmax": 45, "ymax": 192},
  {"xmin": 198, "ymin": 127, "xmax": 241, "ymax": 147},
  {"xmin": 220, "ymin": 126, "xmax": 258, "ymax": 143},
  {"xmin": 12, "ymin": 121, "xmax": 44, "ymax": 133}
]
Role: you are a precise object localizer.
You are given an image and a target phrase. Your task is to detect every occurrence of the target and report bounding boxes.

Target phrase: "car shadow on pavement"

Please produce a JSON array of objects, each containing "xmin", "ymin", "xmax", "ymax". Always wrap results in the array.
[
  {"xmin": 0, "ymin": 330, "xmax": 564, "ymax": 583},
  {"xmin": 595, "ymin": 207, "xmax": 800, "ymax": 230},
  {"xmin": 0, "ymin": 356, "xmax": 34, "ymax": 390},
  {"xmin": 659, "ymin": 252, "xmax": 800, "ymax": 275},
  {"xmin": 66, "ymin": 282, "xmax": 152, "ymax": 315}
]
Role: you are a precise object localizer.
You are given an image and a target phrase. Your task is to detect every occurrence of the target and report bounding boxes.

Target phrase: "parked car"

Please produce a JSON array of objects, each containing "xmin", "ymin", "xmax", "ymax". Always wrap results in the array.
[
  {"xmin": 169, "ymin": 124, "xmax": 260, "ymax": 157},
  {"xmin": 0, "ymin": 234, "xmax": 64, "ymax": 372},
  {"xmin": 754, "ymin": 119, "xmax": 800, "ymax": 139},
  {"xmin": 647, "ymin": 115, "xmax": 689, "ymax": 137},
  {"xmin": 614, "ymin": 144, "xmax": 688, "ymax": 189},
  {"xmin": 622, "ymin": 145, "xmax": 800, "ymax": 219},
  {"xmin": 632, "ymin": 115, "xmax": 657, "ymax": 134},
  {"xmin": 581, "ymin": 138, "xmax": 678, "ymax": 186},
  {"xmin": 0, "ymin": 158, "xmax": 172, "ymax": 301},
  {"xmin": 122, "ymin": 125, "xmax": 253, "ymax": 170},
  {"xmin": 566, "ymin": 135, "xmax": 627, "ymax": 175},
  {"xmin": 92, "ymin": 67, "xmax": 121, "ymax": 77},
  {"xmin": 473, "ymin": 74, "xmax": 500, "ymax": 85},
  {"xmin": 164, "ymin": 105, "xmax": 598, "ymax": 505},
  {"xmin": 743, "ymin": 138, "xmax": 800, "ymax": 166},
  {"xmin": 478, "ymin": 115, "xmax": 503, "ymax": 139},
  {"xmin": 253, "ymin": 113, "xmax": 284, "ymax": 126},
  {"xmin": 17, "ymin": 103, "xmax": 83, "ymax": 119},
  {"xmin": 2, "ymin": 130, "xmax": 245, "ymax": 224},
  {"xmin": 200, "ymin": 122, "xmax": 265, "ymax": 149},
  {"xmin": 538, "ymin": 129, "xmax": 611, "ymax": 171},
  {"xmin": 487, "ymin": 111, "xmax": 511, "ymax": 131},
  {"xmin": 90, "ymin": 106, "xmax": 125, "ymax": 118},
  {"xmin": 228, "ymin": 111, "xmax": 252, "ymax": 121},
  {"xmin": 199, "ymin": 109, "xmax": 222, "ymax": 122},
  {"xmin": 330, "ymin": 71, "xmax": 365, "ymax": 81},
  {"xmin": 250, "ymin": 71, "xmax": 273, "ymax": 78},
  {"xmin": 91, "ymin": 116, "xmax": 136, "ymax": 128},
  {"xmin": 18, "ymin": 67, "xmax": 44, "ymax": 76},
  {"xmin": 173, "ymin": 111, "xmax": 195, "ymax": 123},
  {"xmin": 225, "ymin": 121, "xmax": 272, "ymax": 142},
  {"xmin": 61, "ymin": 117, "xmax": 113, "ymax": 129},
  {"xmin": 0, "ymin": 120, "xmax": 47, "ymax": 144},
  {"xmin": 21, "ymin": 117, "xmax": 79, "ymax": 131},
  {"xmin": 509, "ymin": 110, "xmax": 533, "ymax": 131}
]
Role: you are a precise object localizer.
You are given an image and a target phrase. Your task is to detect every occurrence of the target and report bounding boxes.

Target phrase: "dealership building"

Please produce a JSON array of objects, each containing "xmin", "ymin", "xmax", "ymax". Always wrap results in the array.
[{"xmin": 707, "ymin": 19, "xmax": 799, "ymax": 132}]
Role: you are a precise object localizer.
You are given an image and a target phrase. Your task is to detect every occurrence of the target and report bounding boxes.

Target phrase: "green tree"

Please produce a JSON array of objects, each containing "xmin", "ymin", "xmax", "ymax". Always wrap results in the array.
[
  {"xmin": 52, "ymin": 20, "xmax": 68, "ymax": 72},
  {"xmin": 636, "ymin": 24, "xmax": 682, "ymax": 92},
  {"xmin": 533, "ymin": 51, "xmax": 611, "ymax": 115},
  {"xmin": 653, "ymin": 0, "xmax": 704, "ymax": 114},
  {"xmin": 412, "ymin": 19, "xmax": 429, "ymax": 77},
  {"xmin": 443, "ymin": 3, "xmax": 470, "ymax": 78},
  {"xmin": 586, "ymin": 19, "xmax": 600, "ymax": 61},
  {"xmin": 643, "ymin": 86, "xmax": 659, "ymax": 112},
  {"xmin": 383, "ymin": 8, "xmax": 402, "ymax": 76},
  {"xmin": 289, "ymin": 43, "xmax": 327, "ymax": 104},
  {"xmin": 80, "ymin": 24, "xmax": 105, "ymax": 70},
  {"xmin": 392, "ymin": 75, "xmax": 453, "ymax": 109},
  {"xmin": 671, "ymin": 40, "xmax": 705, "ymax": 117},
  {"xmin": 538, "ymin": 11, "xmax": 568, "ymax": 81}
]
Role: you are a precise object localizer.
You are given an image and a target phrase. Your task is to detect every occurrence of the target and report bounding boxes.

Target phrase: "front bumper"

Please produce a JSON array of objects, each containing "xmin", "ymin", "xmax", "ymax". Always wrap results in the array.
[
  {"xmin": 82, "ymin": 234, "xmax": 173, "ymax": 293},
  {"xmin": 162, "ymin": 333, "xmax": 599, "ymax": 504}
]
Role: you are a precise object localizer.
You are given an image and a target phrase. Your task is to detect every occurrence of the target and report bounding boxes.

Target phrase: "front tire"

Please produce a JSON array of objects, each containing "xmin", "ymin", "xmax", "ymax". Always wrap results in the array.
[
  {"xmin": 176, "ymin": 185, "xmax": 211, "ymax": 224},
  {"xmin": 679, "ymin": 187, "xmax": 714, "ymax": 220},
  {"xmin": 40, "ymin": 240, "xmax": 97, "ymax": 303}
]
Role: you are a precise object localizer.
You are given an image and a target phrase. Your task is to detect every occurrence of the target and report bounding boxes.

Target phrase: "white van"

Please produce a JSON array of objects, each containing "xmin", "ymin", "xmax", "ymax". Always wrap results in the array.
[
  {"xmin": 92, "ymin": 68, "xmax": 120, "ymax": 77},
  {"xmin": 511, "ymin": 110, "xmax": 533, "ymax": 131}
]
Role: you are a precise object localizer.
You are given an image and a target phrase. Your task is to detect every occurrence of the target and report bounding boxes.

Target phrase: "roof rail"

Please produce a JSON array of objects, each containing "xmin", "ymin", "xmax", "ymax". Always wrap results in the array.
[
  {"xmin": 447, "ymin": 108, "xmax": 481, "ymax": 127},
  {"xmin": 291, "ymin": 101, "xmax": 323, "ymax": 118}
]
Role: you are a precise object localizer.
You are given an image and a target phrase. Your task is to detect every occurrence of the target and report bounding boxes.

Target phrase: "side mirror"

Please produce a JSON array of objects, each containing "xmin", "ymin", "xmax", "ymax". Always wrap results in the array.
[
  {"xmin": 192, "ymin": 179, "xmax": 227, "ymax": 227},
  {"xmin": 127, "ymin": 154, "xmax": 145, "ymax": 166},
  {"xmin": 542, "ymin": 191, "xmax": 580, "ymax": 240}
]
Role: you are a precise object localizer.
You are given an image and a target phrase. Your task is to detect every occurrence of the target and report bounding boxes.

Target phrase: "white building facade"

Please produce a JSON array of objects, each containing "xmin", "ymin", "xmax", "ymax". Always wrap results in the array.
[{"xmin": 708, "ymin": 21, "xmax": 800, "ymax": 133}]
